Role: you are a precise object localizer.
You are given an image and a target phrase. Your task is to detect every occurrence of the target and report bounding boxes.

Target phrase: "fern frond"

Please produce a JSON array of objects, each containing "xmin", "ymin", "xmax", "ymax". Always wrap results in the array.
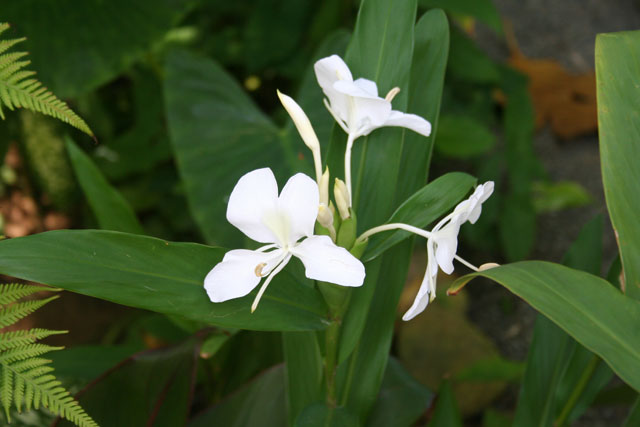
[
  {"xmin": 0, "ymin": 295, "xmax": 59, "ymax": 328},
  {"xmin": 0, "ymin": 22, "xmax": 93, "ymax": 137},
  {"xmin": 0, "ymin": 283, "xmax": 54, "ymax": 306},
  {"xmin": 0, "ymin": 284, "xmax": 98, "ymax": 426},
  {"xmin": 0, "ymin": 329, "xmax": 67, "ymax": 351}
]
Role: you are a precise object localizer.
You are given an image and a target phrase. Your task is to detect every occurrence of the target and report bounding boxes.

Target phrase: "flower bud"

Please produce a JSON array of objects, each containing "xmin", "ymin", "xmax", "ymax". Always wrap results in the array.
[
  {"xmin": 319, "ymin": 167, "xmax": 330, "ymax": 206},
  {"xmin": 277, "ymin": 90, "xmax": 320, "ymax": 153},
  {"xmin": 334, "ymin": 178, "xmax": 351, "ymax": 220},
  {"xmin": 317, "ymin": 204, "xmax": 334, "ymax": 229}
]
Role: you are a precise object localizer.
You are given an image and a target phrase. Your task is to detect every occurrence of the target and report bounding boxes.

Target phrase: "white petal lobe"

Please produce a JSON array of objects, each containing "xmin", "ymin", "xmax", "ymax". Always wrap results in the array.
[
  {"xmin": 226, "ymin": 168, "xmax": 279, "ymax": 244},
  {"xmin": 278, "ymin": 173, "xmax": 320, "ymax": 244},
  {"xmin": 204, "ymin": 249, "xmax": 283, "ymax": 303},
  {"xmin": 291, "ymin": 236, "xmax": 365, "ymax": 287},
  {"xmin": 384, "ymin": 111, "xmax": 432, "ymax": 137}
]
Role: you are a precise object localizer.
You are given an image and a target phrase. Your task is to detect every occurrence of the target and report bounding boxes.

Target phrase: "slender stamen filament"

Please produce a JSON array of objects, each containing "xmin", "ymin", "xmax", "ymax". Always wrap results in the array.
[
  {"xmin": 251, "ymin": 253, "xmax": 292, "ymax": 313},
  {"xmin": 344, "ymin": 133, "xmax": 356, "ymax": 206},
  {"xmin": 357, "ymin": 222, "xmax": 434, "ymax": 243},
  {"xmin": 256, "ymin": 243, "xmax": 279, "ymax": 253},
  {"xmin": 453, "ymin": 254, "xmax": 479, "ymax": 272}
]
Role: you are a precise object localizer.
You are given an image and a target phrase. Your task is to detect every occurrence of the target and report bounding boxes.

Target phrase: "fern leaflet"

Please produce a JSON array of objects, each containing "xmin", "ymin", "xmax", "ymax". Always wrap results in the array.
[
  {"xmin": 0, "ymin": 283, "xmax": 98, "ymax": 426},
  {"xmin": 0, "ymin": 23, "xmax": 94, "ymax": 138}
]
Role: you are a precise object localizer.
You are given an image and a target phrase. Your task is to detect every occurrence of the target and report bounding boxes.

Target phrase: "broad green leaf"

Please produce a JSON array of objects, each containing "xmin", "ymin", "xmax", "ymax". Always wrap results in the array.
[
  {"xmin": 515, "ymin": 216, "xmax": 613, "ymax": 426},
  {"xmin": 419, "ymin": 0, "xmax": 502, "ymax": 33},
  {"xmin": 2, "ymin": 0, "xmax": 191, "ymax": 98},
  {"xmin": 164, "ymin": 49, "xmax": 293, "ymax": 246},
  {"xmin": 427, "ymin": 381, "xmax": 462, "ymax": 427},
  {"xmin": 57, "ymin": 338, "xmax": 199, "ymax": 427},
  {"xmin": 0, "ymin": 230, "xmax": 328, "ymax": 331},
  {"xmin": 395, "ymin": 8, "xmax": 449, "ymax": 198},
  {"xmin": 295, "ymin": 403, "xmax": 358, "ymax": 427},
  {"xmin": 596, "ymin": 31, "xmax": 640, "ymax": 299},
  {"xmin": 447, "ymin": 262, "xmax": 640, "ymax": 391},
  {"xmin": 282, "ymin": 332, "xmax": 323, "ymax": 425},
  {"xmin": 366, "ymin": 357, "xmax": 432, "ymax": 427},
  {"xmin": 363, "ymin": 172, "xmax": 475, "ymax": 261},
  {"xmin": 66, "ymin": 138, "xmax": 144, "ymax": 234},
  {"xmin": 532, "ymin": 180, "xmax": 592, "ymax": 213},
  {"xmin": 454, "ymin": 357, "xmax": 524, "ymax": 383},
  {"xmin": 447, "ymin": 27, "xmax": 500, "ymax": 85},
  {"xmin": 49, "ymin": 345, "xmax": 140, "ymax": 386},
  {"xmin": 190, "ymin": 365, "xmax": 287, "ymax": 427},
  {"xmin": 434, "ymin": 115, "xmax": 496, "ymax": 158}
]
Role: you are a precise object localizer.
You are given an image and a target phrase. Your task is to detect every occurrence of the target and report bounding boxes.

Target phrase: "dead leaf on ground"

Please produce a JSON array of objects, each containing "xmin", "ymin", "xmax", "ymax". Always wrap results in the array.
[{"xmin": 504, "ymin": 22, "xmax": 598, "ymax": 140}]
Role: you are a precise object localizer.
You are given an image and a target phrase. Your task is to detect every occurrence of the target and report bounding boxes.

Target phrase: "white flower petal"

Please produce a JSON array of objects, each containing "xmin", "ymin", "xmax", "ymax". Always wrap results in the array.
[
  {"xmin": 291, "ymin": 235, "xmax": 365, "ymax": 287},
  {"xmin": 353, "ymin": 78, "xmax": 379, "ymax": 97},
  {"xmin": 434, "ymin": 222, "xmax": 461, "ymax": 275},
  {"xmin": 466, "ymin": 181, "xmax": 495, "ymax": 224},
  {"xmin": 402, "ymin": 255, "xmax": 436, "ymax": 321},
  {"xmin": 226, "ymin": 168, "xmax": 279, "ymax": 244},
  {"xmin": 204, "ymin": 249, "xmax": 283, "ymax": 302},
  {"xmin": 277, "ymin": 173, "xmax": 319, "ymax": 244},
  {"xmin": 333, "ymin": 79, "xmax": 382, "ymax": 100},
  {"xmin": 314, "ymin": 55, "xmax": 353, "ymax": 89},
  {"xmin": 384, "ymin": 110, "xmax": 432, "ymax": 137}
]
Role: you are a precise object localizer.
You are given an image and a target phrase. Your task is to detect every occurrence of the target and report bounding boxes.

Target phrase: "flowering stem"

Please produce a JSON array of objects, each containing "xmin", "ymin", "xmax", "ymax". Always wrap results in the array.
[
  {"xmin": 344, "ymin": 133, "xmax": 356, "ymax": 206},
  {"xmin": 453, "ymin": 254, "xmax": 479, "ymax": 272}
]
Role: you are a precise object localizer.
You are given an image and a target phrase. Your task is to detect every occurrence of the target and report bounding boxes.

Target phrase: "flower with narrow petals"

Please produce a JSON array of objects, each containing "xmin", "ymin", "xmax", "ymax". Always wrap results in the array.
[
  {"xmin": 314, "ymin": 54, "xmax": 432, "ymax": 140},
  {"xmin": 402, "ymin": 182, "xmax": 494, "ymax": 321},
  {"xmin": 204, "ymin": 168, "xmax": 366, "ymax": 312}
]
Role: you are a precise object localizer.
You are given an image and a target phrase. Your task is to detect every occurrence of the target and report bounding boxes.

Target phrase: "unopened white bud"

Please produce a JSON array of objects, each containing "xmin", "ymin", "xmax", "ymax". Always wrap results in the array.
[
  {"xmin": 479, "ymin": 262, "xmax": 500, "ymax": 271},
  {"xmin": 277, "ymin": 90, "xmax": 320, "ymax": 153},
  {"xmin": 319, "ymin": 167, "xmax": 330, "ymax": 206},
  {"xmin": 317, "ymin": 204, "xmax": 334, "ymax": 229},
  {"xmin": 334, "ymin": 178, "xmax": 351, "ymax": 220}
]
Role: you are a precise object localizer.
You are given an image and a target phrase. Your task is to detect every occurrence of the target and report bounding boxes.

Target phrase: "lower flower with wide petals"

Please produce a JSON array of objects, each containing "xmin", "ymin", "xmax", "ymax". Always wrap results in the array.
[{"xmin": 204, "ymin": 168, "xmax": 366, "ymax": 312}]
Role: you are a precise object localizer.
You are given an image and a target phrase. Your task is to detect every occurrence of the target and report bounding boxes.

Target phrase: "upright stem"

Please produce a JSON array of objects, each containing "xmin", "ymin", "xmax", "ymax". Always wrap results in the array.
[
  {"xmin": 324, "ymin": 320, "xmax": 341, "ymax": 407},
  {"xmin": 344, "ymin": 133, "xmax": 356, "ymax": 206},
  {"xmin": 555, "ymin": 355, "xmax": 600, "ymax": 426}
]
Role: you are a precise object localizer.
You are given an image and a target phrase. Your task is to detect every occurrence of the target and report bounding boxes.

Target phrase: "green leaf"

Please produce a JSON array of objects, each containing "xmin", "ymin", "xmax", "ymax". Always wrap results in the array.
[
  {"xmin": 56, "ymin": 338, "xmax": 198, "ymax": 427},
  {"xmin": 283, "ymin": 332, "xmax": 323, "ymax": 425},
  {"xmin": 0, "ymin": 230, "xmax": 328, "ymax": 331},
  {"xmin": 454, "ymin": 357, "xmax": 525, "ymax": 383},
  {"xmin": 532, "ymin": 180, "xmax": 592, "ymax": 213},
  {"xmin": 447, "ymin": 262, "xmax": 640, "ymax": 392},
  {"xmin": 434, "ymin": 115, "xmax": 496, "ymax": 158},
  {"xmin": 2, "ymin": 0, "xmax": 191, "ymax": 98},
  {"xmin": 66, "ymin": 137, "xmax": 144, "ymax": 234},
  {"xmin": 596, "ymin": 31, "xmax": 640, "ymax": 299},
  {"xmin": 189, "ymin": 365, "xmax": 287, "ymax": 427},
  {"xmin": 447, "ymin": 27, "xmax": 500, "ymax": 85},
  {"xmin": 164, "ymin": 49, "xmax": 292, "ymax": 246},
  {"xmin": 427, "ymin": 381, "xmax": 462, "ymax": 427},
  {"xmin": 363, "ymin": 172, "xmax": 476, "ymax": 262},
  {"xmin": 419, "ymin": 0, "xmax": 502, "ymax": 33},
  {"xmin": 49, "ymin": 345, "xmax": 140, "ymax": 385},
  {"xmin": 366, "ymin": 357, "xmax": 432, "ymax": 427},
  {"xmin": 295, "ymin": 402, "xmax": 358, "ymax": 427}
]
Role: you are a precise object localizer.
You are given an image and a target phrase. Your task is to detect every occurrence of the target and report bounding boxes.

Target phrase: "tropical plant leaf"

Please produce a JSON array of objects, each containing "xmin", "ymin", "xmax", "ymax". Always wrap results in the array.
[
  {"xmin": 447, "ymin": 262, "xmax": 640, "ymax": 392},
  {"xmin": 0, "ymin": 23, "xmax": 93, "ymax": 137}
]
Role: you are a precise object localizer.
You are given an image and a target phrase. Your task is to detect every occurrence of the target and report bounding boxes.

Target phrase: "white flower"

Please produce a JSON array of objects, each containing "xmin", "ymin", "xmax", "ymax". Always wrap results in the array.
[
  {"xmin": 402, "ymin": 182, "xmax": 494, "ymax": 321},
  {"xmin": 314, "ymin": 54, "xmax": 432, "ymax": 140},
  {"xmin": 204, "ymin": 168, "xmax": 365, "ymax": 312}
]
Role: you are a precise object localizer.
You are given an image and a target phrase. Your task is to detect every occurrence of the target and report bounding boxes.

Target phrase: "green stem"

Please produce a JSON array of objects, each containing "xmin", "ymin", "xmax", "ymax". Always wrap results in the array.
[
  {"xmin": 555, "ymin": 355, "xmax": 600, "ymax": 426},
  {"xmin": 324, "ymin": 320, "xmax": 341, "ymax": 407}
]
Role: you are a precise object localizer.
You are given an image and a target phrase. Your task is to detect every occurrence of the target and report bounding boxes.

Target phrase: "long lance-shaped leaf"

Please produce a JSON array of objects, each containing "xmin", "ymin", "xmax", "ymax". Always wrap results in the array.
[
  {"xmin": 447, "ymin": 262, "xmax": 640, "ymax": 391},
  {"xmin": 0, "ymin": 230, "xmax": 328, "ymax": 331},
  {"xmin": 595, "ymin": 31, "xmax": 640, "ymax": 299}
]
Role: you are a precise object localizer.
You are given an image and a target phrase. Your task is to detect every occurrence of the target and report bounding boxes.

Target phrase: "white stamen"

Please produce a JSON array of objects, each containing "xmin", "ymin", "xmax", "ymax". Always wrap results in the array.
[{"xmin": 251, "ymin": 253, "xmax": 292, "ymax": 312}]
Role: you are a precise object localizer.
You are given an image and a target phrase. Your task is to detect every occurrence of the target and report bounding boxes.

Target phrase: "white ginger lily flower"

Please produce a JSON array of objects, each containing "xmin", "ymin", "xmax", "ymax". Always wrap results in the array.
[
  {"xmin": 204, "ymin": 168, "xmax": 366, "ymax": 312},
  {"xmin": 402, "ymin": 182, "xmax": 494, "ymax": 321},
  {"xmin": 314, "ymin": 54, "xmax": 432, "ymax": 140}
]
